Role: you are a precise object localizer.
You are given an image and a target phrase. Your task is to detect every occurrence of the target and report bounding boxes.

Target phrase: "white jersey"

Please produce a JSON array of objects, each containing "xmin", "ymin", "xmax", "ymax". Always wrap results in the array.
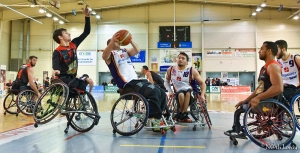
[
  {"xmin": 277, "ymin": 54, "xmax": 300, "ymax": 87},
  {"xmin": 107, "ymin": 49, "xmax": 138, "ymax": 88},
  {"xmin": 170, "ymin": 65, "xmax": 192, "ymax": 91}
]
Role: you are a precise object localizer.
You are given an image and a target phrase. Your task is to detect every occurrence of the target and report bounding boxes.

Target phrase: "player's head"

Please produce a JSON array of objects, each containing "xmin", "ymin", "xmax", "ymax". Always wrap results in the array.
[
  {"xmin": 53, "ymin": 28, "xmax": 71, "ymax": 44},
  {"xmin": 82, "ymin": 74, "xmax": 89, "ymax": 78},
  {"xmin": 259, "ymin": 41, "xmax": 278, "ymax": 61},
  {"xmin": 275, "ymin": 40, "xmax": 288, "ymax": 59},
  {"xmin": 28, "ymin": 56, "xmax": 38, "ymax": 67},
  {"xmin": 177, "ymin": 52, "xmax": 189, "ymax": 67},
  {"xmin": 141, "ymin": 65, "xmax": 149, "ymax": 74},
  {"xmin": 107, "ymin": 38, "xmax": 120, "ymax": 50}
]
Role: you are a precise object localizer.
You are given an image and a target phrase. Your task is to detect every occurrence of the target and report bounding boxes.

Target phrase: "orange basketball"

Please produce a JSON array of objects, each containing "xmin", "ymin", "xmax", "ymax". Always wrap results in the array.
[{"xmin": 116, "ymin": 29, "xmax": 132, "ymax": 46}]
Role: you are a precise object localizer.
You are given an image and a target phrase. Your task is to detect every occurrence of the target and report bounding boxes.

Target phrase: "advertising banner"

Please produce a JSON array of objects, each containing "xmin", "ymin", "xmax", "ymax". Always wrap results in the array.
[
  {"xmin": 130, "ymin": 50, "xmax": 146, "ymax": 63},
  {"xmin": 77, "ymin": 51, "xmax": 97, "ymax": 65},
  {"xmin": 221, "ymin": 86, "xmax": 251, "ymax": 93}
]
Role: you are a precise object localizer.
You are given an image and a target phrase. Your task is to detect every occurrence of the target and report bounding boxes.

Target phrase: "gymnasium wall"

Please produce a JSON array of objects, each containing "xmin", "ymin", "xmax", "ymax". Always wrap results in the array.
[
  {"xmin": 0, "ymin": 21, "xmax": 11, "ymax": 67},
  {"xmin": 2, "ymin": 3, "xmax": 299, "ymax": 85}
]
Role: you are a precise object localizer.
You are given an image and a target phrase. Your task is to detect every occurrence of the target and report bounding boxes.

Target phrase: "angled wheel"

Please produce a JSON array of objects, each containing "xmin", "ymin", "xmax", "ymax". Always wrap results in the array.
[
  {"xmin": 33, "ymin": 83, "xmax": 69, "ymax": 125},
  {"xmin": 289, "ymin": 94, "xmax": 300, "ymax": 131},
  {"xmin": 244, "ymin": 100, "xmax": 296, "ymax": 149},
  {"xmin": 16, "ymin": 90, "xmax": 38, "ymax": 116},
  {"xmin": 110, "ymin": 92, "xmax": 149, "ymax": 136},
  {"xmin": 3, "ymin": 92, "xmax": 18, "ymax": 115},
  {"xmin": 67, "ymin": 92, "xmax": 100, "ymax": 133}
]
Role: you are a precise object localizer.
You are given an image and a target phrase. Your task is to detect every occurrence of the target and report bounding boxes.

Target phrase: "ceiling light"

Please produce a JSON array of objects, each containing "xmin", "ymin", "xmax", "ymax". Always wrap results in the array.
[
  {"xmin": 96, "ymin": 14, "xmax": 100, "ymax": 19},
  {"xmin": 0, "ymin": 2, "xmax": 43, "ymax": 24},
  {"xmin": 252, "ymin": 12, "xmax": 257, "ymax": 16},
  {"xmin": 91, "ymin": 11, "xmax": 96, "ymax": 15},
  {"xmin": 39, "ymin": 8, "xmax": 45, "ymax": 13},
  {"xmin": 46, "ymin": 13, "xmax": 52, "ymax": 17},
  {"xmin": 53, "ymin": 17, "xmax": 58, "ymax": 21},
  {"xmin": 30, "ymin": 5, "xmax": 35, "ymax": 7},
  {"xmin": 256, "ymin": 7, "xmax": 262, "ymax": 12},
  {"xmin": 293, "ymin": 15, "xmax": 299, "ymax": 20},
  {"xmin": 261, "ymin": 3, "xmax": 266, "ymax": 7},
  {"xmin": 59, "ymin": 20, "xmax": 64, "ymax": 24}
]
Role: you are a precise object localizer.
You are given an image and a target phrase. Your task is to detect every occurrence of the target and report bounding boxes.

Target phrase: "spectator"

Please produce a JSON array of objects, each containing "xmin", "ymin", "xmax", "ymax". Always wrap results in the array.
[{"xmin": 102, "ymin": 81, "xmax": 108, "ymax": 90}]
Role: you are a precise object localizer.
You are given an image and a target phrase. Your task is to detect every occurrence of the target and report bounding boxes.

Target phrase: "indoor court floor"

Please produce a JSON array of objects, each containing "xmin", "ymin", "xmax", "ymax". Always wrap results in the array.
[{"xmin": 0, "ymin": 93, "xmax": 300, "ymax": 153}]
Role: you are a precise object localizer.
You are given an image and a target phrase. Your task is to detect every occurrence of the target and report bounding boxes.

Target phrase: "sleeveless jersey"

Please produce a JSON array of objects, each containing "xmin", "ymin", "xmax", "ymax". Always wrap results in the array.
[
  {"xmin": 55, "ymin": 42, "xmax": 78, "ymax": 77},
  {"xmin": 277, "ymin": 54, "xmax": 300, "ymax": 87},
  {"xmin": 107, "ymin": 49, "xmax": 138, "ymax": 88},
  {"xmin": 170, "ymin": 65, "xmax": 192, "ymax": 92},
  {"xmin": 16, "ymin": 64, "xmax": 31, "ymax": 86},
  {"xmin": 256, "ymin": 60, "xmax": 281, "ymax": 94}
]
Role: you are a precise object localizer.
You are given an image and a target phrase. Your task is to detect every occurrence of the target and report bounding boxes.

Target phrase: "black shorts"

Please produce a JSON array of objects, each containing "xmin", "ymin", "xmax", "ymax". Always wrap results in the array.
[{"xmin": 175, "ymin": 89, "xmax": 193, "ymax": 104}]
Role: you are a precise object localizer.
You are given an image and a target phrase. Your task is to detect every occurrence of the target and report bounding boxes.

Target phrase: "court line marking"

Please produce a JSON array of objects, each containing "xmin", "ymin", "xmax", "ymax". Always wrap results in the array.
[{"xmin": 120, "ymin": 144, "xmax": 206, "ymax": 148}]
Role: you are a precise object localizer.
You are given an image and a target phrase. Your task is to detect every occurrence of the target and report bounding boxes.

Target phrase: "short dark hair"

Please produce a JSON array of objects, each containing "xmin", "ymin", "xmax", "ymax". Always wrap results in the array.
[
  {"xmin": 29, "ymin": 56, "xmax": 37, "ymax": 60},
  {"xmin": 142, "ymin": 65, "xmax": 149, "ymax": 70},
  {"xmin": 263, "ymin": 41, "xmax": 278, "ymax": 56},
  {"xmin": 178, "ymin": 52, "xmax": 189, "ymax": 62},
  {"xmin": 107, "ymin": 39, "xmax": 111, "ymax": 45},
  {"xmin": 275, "ymin": 40, "xmax": 288, "ymax": 51},
  {"xmin": 53, "ymin": 28, "xmax": 67, "ymax": 44},
  {"xmin": 82, "ymin": 74, "xmax": 89, "ymax": 78}
]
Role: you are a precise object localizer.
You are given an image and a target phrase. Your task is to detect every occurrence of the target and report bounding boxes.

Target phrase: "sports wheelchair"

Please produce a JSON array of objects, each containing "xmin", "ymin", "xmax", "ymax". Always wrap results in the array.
[
  {"xmin": 32, "ymin": 79, "xmax": 100, "ymax": 133},
  {"xmin": 224, "ymin": 99, "xmax": 297, "ymax": 149},
  {"xmin": 3, "ymin": 87, "xmax": 38, "ymax": 116},
  {"xmin": 110, "ymin": 87, "xmax": 176, "ymax": 136},
  {"xmin": 168, "ymin": 91, "xmax": 212, "ymax": 131}
]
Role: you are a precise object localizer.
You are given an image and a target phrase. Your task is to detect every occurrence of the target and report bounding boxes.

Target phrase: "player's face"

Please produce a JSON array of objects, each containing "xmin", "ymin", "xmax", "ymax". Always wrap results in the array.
[
  {"xmin": 276, "ymin": 45, "xmax": 284, "ymax": 59},
  {"xmin": 61, "ymin": 30, "xmax": 71, "ymax": 42},
  {"xmin": 177, "ymin": 54, "xmax": 187, "ymax": 67},
  {"xmin": 30, "ymin": 58, "xmax": 37, "ymax": 67},
  {"xmin": 113, "ymin": 41, "xmax": 120, "ymax": 50},
  {"xmin": 259, "ymin": 43, "xmax": 268, "ymax": 60}
]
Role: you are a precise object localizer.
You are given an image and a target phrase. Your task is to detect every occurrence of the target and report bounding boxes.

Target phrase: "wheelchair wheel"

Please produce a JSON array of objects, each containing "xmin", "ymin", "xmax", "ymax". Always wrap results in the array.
[
  {"xmin": 196, "ymin": 95, "xmax": 212, "ymax": 129},
  {"xmin": 66, "ymin": 92, "xmax": 99, "ymax": 133},
  {"xmin": 110, "ymin": 92, "xmax": 149, "ymax": 136},
  {"xmin": 3, "ymin": 92, "xmax": 18, "ymax": 115},
  {"xmin": 33, "ymin": 83, "xmax": 69, "ymax": 125},
  {"xmin": 168, "ymin": 96, "xmax": 180, "ymax": 120},
  {"xmin": 16, "ymin": 90, "xmax": 38, "ymax": 116},
  {"xmin": 244, "ymin": 100, "xmax": 296, "ymax": 149},
  {"xmin": 289, "ymin": 94, "xmax": 300, "ymax": 130}
]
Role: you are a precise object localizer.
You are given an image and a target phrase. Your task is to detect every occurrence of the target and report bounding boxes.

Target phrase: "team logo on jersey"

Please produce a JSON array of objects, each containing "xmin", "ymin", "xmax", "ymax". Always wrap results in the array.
[
  {"xmin": 176, "ymin": 77, "xmax": 182, "ymax": 81},
  {"xmin": 171, "ymin": 68, "xmax": 176, "ymax": 75},
  {"xmin": 284, "ymin": 67, "xmax": 289, "ymax": 72},
  {"xmin": 120, "ymin": 54, "xmax": 124, "ymax": 58}
]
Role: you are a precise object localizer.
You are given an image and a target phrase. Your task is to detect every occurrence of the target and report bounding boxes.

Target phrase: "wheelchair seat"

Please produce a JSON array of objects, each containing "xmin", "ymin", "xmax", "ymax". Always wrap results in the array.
[
  {"xmin": 119, "ymin": 87, "xmax": 135, "ymax": 95},
  {"xmin": 8, "ymin": 89, "xmax": 20, "ymax": 95}
]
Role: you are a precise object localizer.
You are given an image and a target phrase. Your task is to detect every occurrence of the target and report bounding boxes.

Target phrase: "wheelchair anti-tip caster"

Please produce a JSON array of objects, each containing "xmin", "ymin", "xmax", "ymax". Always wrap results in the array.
[{"xmin": 193, "ymin": 126, "xmax": 196, "ymax": 131}]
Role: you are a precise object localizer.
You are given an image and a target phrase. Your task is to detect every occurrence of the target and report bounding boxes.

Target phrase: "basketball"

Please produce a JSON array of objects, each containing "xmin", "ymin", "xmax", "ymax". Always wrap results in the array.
[{"xmin": 116, "ymin": 29, "xmax": 132, "ymax": 46}]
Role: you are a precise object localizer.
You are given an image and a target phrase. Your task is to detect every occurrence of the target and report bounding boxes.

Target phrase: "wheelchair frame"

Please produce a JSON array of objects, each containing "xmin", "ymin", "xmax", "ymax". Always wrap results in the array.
[
  {"xmin": 3, "ymin": 88, "xmax": 38, "ymax": 116},
  {"xmin": 167, "ymin": 91, "xmax": 212, "ymax": 131},
  {"xmin": 32, "ymin": 80, "xmax": 100, "ymax": 133},
  {"xmin": 110, "ymin": 92, "xmax": 176, "ymax": 136},
  {"xmin": 224, "ymin": 100, "xmax": 297, "ymax": 149}
]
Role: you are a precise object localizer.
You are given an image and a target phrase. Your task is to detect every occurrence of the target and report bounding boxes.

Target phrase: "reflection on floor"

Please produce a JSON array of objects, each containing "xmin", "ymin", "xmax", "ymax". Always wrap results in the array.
[{"xmin": 0, "ymin": 93, "xmax": 299, "ymax": 153}]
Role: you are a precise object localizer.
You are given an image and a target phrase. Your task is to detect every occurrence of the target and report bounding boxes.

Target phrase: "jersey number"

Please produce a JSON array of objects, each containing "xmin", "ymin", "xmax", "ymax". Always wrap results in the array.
[
  {"xmin": 289, "ymin": 60, "xmax": 294, "ymax": 67},
  {"xmin": 183, "ymin": 72, "xmax": 189, "ymax": 77}
]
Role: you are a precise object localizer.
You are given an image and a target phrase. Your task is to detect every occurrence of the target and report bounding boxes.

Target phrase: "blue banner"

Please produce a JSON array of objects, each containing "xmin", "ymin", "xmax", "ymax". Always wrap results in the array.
[
  {"xmin": 179, "ymin": 42, "xmax": 192, "ymax": 48},
  {"xmin": 157, "ymin": 42, "xmax": 171, "ymax": 48},
  {"xmin": 130, "ymin": 50, "xmax": 146, "ymax": 63},
  {"xmin": 160, "ymin": 65, "xmax": 171, "ymax": 72},
  {"xmin": 86, "ymin": 85, "xmax": 104, "ymax": 93}
]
